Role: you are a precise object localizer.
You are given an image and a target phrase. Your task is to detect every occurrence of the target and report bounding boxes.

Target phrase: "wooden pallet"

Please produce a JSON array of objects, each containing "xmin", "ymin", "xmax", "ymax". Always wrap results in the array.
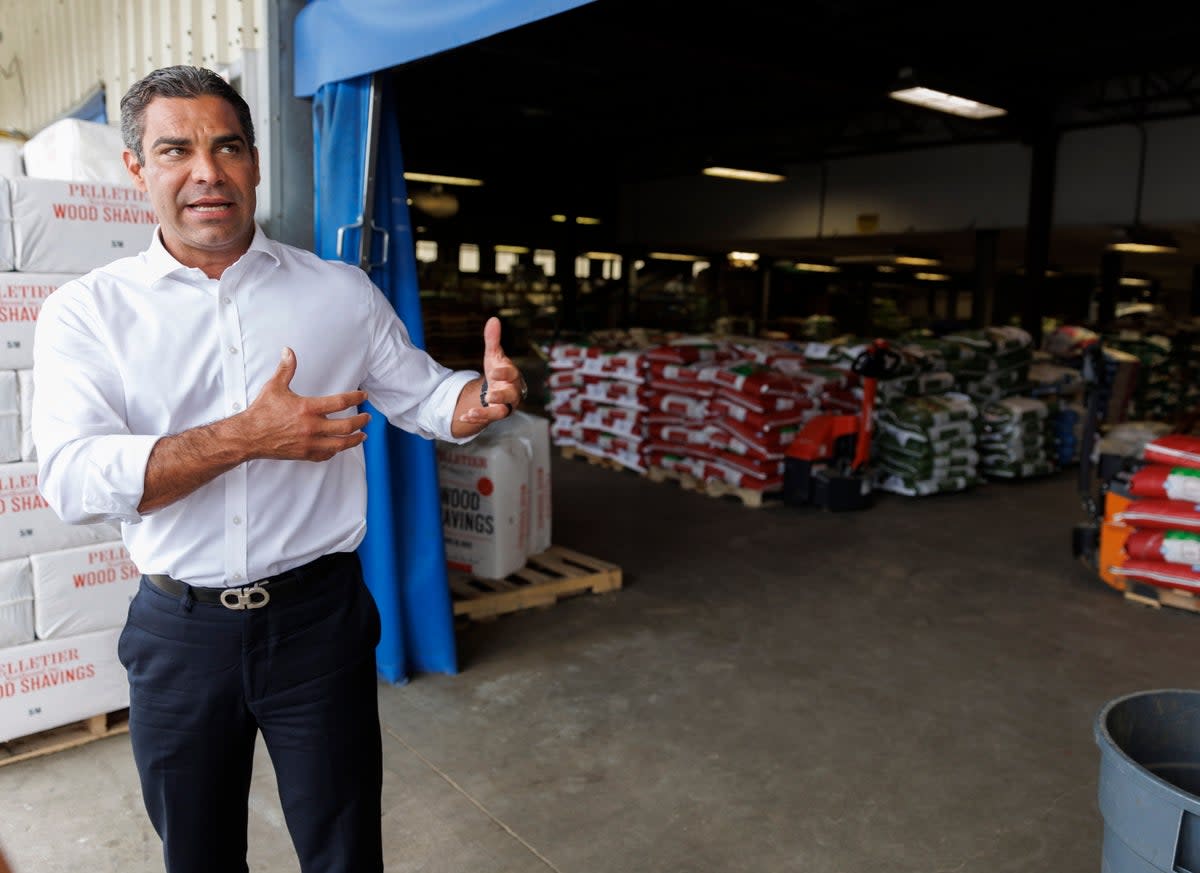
[
  {"xmin": 647, "ymin": 465, "xmax": 782, "ymax": 509},
  {"xmin": 0, "ymin": 709, "xmax": 129, "ymax": 768},
  {"xmin": 1124, "ymin": 581, "xmax": 1200, "ymax": 615},
  {"xmin": 450, "ymin": 545, "xmax": 623, "ymax": 622},
  {"xmin": 559, "ymin": 445, "xmax": 640, "ymax": 474}
]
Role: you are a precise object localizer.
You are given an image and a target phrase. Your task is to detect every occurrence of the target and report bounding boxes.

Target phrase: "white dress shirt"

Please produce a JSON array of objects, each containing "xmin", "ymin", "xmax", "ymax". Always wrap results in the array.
[{"xmin": 32, "ymin": 225, "xmax": 477, "ymax": 588}]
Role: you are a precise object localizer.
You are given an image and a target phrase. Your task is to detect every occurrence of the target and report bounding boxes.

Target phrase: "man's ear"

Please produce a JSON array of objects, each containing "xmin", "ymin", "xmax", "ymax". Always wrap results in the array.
[{"xmin": 122, "ymin": 149, "xmax": 147, "ymax": 191}]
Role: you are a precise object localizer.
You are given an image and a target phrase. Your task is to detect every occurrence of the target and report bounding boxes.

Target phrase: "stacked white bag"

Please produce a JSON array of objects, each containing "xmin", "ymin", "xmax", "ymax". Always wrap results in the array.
[
  {"xmin": 0, "ymin": 119, "xmax": 146, "ymax": 742},
  {"xmin": 436, "ymin": 412, "xmax": 552, "ymax": 580}
]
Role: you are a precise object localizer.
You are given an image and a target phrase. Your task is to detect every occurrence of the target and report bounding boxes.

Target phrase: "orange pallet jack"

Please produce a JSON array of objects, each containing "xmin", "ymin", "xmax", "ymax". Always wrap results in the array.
[{"xmin": 783, "ymin": 339, "xmax": 902, "ymax": 511}]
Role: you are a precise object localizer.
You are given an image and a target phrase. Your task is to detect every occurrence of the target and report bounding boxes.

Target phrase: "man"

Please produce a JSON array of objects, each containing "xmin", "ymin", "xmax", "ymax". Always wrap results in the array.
[{"xmin": 32, "ymin": 65, "xmax": 524, "ymax": 873}]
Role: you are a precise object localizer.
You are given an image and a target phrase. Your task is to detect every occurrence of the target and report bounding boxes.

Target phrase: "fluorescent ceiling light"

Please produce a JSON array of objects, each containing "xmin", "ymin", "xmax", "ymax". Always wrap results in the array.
[
  {"xmin": 835, "ymin": 253, "xmax": 941, "ymax": 267},
  {"xmin": 403, "ymin": 172, "xmax": 484, "ymax": 187},
  {"xmin": 494, "ymin": 245, "xmax": 530, "ymax": 254},
  {"xmin": 702, "ymin": 166, "xmax": 786, "ymax": 183},
  {"xmin": 550, "ymin": 214, "xmax": 568, "ymax": 223},
  {"xmin": 914, "ymin": 272, "xmax": 951, "ymax": 281},
  {"xmin": 888, "ymin": 86, "xmax": 1007, "ymax": 120},
  {"xmin": 1119, "ymin": 275, "xmax": 1153, "ymax": 287},
  {"xmin": 728, "ymin": 251, "xmax": 760, "ymax": 262},
  {"xmin": 649, "ymin": 252, "xmax": 705, "ymax": 261},
  {"xmin": 584, "ymin": 251, "xmax": 621, "ymax": 260},
  {"xmin": 1107, "ymin": 225, "xmax": 1180, "ymax": 254},
  {"xmin": 793, "ymin": 262, "xmax": 840, "ymax": 273},
  {"xmin": 575, "ymin": 216, "xmax": 602, "ymax": 225}
]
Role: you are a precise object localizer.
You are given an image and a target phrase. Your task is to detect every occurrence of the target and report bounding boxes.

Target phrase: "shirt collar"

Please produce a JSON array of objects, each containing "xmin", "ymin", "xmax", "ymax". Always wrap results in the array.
[{"xmin": 142, "ymin": 223, "xmax": 282, "ymax": 283}]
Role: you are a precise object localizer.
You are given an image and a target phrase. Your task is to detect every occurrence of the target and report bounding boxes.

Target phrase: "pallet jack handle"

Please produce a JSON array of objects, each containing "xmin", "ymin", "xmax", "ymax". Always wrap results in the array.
[{"xmin": 850, "ymin": 340, "xmax": 904, "ymax": 471}]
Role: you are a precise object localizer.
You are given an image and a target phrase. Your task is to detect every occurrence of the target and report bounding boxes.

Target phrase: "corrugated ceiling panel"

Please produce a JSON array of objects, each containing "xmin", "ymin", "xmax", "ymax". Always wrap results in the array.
[{"xmin": 0, "ymin": 0, "xmax": 264, "ymax": 136}]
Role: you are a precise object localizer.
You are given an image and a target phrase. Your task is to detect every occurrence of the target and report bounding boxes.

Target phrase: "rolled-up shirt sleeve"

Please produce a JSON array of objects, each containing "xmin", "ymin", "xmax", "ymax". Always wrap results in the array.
[
  {"xmin": 32, "ymin": 285, "xmax": 160, "ymax": 525},
  {"xmin": 360, "ymin": 278, "xmax": 479, "ymax": 444}
]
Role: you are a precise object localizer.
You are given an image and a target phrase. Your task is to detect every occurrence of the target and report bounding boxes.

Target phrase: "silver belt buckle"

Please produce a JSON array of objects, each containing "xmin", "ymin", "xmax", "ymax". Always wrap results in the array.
[{"xmin": 220, "ymin": 583, "xmax": 271, "ymax": 610}]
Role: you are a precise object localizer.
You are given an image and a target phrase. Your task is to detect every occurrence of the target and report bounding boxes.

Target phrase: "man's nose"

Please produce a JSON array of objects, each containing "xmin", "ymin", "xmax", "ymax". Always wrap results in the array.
[{"xmin": 190, "ymin": 151, "xmax": 226, "ymax": 184}]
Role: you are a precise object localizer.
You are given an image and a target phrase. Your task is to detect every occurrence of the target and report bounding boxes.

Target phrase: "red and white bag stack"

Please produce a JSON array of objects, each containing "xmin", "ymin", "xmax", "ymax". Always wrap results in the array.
[{"xmin": 1110, "ymin": 435, "xmax": 1200, "ymax": 594}]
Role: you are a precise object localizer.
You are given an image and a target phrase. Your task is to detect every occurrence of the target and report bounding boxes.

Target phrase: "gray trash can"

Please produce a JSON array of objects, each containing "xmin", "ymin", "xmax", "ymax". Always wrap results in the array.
[{"xmin": 1095, "ymin": 689, "xmax": 1200, "ymax": 873}]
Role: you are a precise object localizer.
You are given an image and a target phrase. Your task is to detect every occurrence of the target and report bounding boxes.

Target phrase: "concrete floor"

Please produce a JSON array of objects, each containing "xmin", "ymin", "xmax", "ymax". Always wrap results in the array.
[{"xmin": 3, "ymin": 454, "xmax": 1198, "ymax": 873}]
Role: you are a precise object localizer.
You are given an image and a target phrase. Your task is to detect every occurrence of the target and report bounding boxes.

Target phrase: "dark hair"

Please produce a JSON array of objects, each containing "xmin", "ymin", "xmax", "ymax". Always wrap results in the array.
[{"xmin": 120, "ymin": 65, "xmax": 255, "ymax": 163}]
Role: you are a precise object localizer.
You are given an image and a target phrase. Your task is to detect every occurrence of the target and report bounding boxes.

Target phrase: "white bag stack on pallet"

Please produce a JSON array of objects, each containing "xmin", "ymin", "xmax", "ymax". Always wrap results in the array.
[{"xmin": 0, "ymin": 132, "xmax": 138, "ymax": 742}]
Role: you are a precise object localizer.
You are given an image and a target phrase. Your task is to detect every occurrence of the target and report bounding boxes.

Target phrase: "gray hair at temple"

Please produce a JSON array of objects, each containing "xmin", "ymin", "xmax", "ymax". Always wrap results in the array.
[{"xmin": 120, "ymin": 65, "xmax": 255, "ymax": 163}]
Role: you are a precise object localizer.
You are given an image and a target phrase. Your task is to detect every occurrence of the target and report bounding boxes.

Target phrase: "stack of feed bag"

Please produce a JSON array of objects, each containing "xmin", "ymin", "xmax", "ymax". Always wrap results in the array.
[
  {"xmin": 943, "ymin": 326, "xmax": 1034, "ymax": 404},
  {"xmin": 976, "ymin": 396, "xmax": 1058, "ymax": 479},
  {"xmin": 435, "ymin": 411, "xmax": 552, "ymax": 580},
  {"xmin": 1102, "ymin": 334, "xmax": 1177, "ymax": 423},
  {"xmin": 873, "ymin": 393, "xmax": 980, "ymax": 497},
  {"xmin": 1107, "ymin": 435, "xmax": 1200, "ymax": 595},
  {"xmin": 1027, "ymin": 359, "xmax": 1086, "ymax": 466},
  {"xmin": 0, "ymin": 140, "xmax": 154, "ymax": 741}
]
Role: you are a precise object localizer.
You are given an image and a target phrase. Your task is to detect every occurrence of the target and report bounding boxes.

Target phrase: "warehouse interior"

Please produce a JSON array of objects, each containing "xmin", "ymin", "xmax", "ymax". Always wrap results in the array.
[{"xmin": 5, "ymin": 2, "xmax": 1200, "ymax": 872}]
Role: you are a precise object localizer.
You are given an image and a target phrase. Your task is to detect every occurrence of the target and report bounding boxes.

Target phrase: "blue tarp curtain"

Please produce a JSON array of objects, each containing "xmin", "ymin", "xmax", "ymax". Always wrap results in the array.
[
  {"xmin": 294, "ymin": 0, "xmax": 597, "ymax": 97},
  {"xmin": 302, "ymin": 0, "xmax": 597, "ymax": 683},
  {"xmin": 312, "ymin": 75, "xmax": 458, "ymax": 683}
]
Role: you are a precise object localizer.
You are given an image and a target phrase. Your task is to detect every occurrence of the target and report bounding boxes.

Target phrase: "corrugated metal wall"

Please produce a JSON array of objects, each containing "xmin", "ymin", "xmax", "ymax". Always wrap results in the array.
[{"xmin": 0, "ymin": 0, "xmax": 266, "ymax": 135}]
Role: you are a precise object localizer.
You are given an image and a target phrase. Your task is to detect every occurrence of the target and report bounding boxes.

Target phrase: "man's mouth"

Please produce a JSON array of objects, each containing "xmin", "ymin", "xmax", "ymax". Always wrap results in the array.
[{"xmin": 187, "ymin": 200, "xmax": 234, "ymax": 213}]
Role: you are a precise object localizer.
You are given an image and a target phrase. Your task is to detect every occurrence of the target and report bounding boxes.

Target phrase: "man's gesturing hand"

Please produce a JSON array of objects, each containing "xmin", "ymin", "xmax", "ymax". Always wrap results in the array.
[
  {"xmin": 458, "ymin": 317, "xmax": 526, "ymax": 428},
  {"xmin": 243, "ymin": 347, "xmax": 370, "ymax": 461}
]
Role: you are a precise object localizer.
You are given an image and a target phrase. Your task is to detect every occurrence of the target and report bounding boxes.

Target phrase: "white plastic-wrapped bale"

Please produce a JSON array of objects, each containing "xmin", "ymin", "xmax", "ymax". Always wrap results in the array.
[
  {"xmin": 437, "ymin": 432, "xmax": 531, "ymax": 580},
  {"xmin": 0, "ymin": 557, "xmax": 33, "ymax": 647},
  {"xmin": 0, "ymin": 463, "xmax": 121, "ymax": 560},
  {"xmin": 0, "ymin": 273, "xmax": 78, "ymax": 369},
  {"xmin": 19, "ymin": 119, "xmax": 127, "ymax": 185},
  {"xmin": 0, "ymin": 178, "xmax": 13, "ymax": 270},
  {"xmin": 0, "ymin": 370, "xmax": 18, "ymax": 463},
  {"xmin": 9, "ymin": 178, "xmax": 156, "ymax": 273},
  {"xmin": 31, "ymin": 540, "xmax": 137, "ymax": 640},
  {"xmin": 18, "ymin": 369, "xmax": 33, "ymax": 461},
  {"xmin": 0, "ymin": 140, "xmax": 23, "ymax": 178},
  {"xmin": 0, "ymin": 626, "xmax": 129, "ymax": 743}
]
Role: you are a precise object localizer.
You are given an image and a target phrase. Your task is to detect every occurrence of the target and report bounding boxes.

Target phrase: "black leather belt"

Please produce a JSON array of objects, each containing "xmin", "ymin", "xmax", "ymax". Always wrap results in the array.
[{"xmin": 146, "ymin": 552, "xmax": 349, "ymax": 610}]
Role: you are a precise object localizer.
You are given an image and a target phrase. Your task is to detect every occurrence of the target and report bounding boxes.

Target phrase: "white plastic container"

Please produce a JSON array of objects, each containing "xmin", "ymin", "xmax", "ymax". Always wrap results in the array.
[
  {"xmin": 0, "ymin": 626, "xmax": 129, "ymax": 743},
  {"xmin": 0, "ymin": 556, "xmax": 33, "ymax": 647},
  {"xmin": 31, "ymin": 540, "xmax": 136, "ymax": 639},
  {"xmin": 437, "ymin": 429, "xmax": 531, "ymax": 581}
]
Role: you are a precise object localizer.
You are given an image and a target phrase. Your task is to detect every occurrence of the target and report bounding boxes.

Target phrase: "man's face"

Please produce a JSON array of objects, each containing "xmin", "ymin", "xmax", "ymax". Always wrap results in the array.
[{"xmin": 123, "ymin": 94, "xmax": 259, "ymax": 275}]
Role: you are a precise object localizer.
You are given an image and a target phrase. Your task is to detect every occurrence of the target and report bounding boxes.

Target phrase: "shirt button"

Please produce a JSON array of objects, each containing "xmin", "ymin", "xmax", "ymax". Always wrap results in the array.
[
  {"xmin": 223, "ymin": 297, "xmax": 232, "ymax": 304},
  {"xmin": 233, "ymin": 515, "xmax": 242, "ymax": 525},
  {"xmin": 233, "ymin": 572, "xmax": 243, "ymax": 581},
  {"xmin": 228, "ymin": 346, "xmax": 239, "ymax": 355},
  {"xmin": 232, "ymin": 402, "xmax": 242, "ymax": 411}
]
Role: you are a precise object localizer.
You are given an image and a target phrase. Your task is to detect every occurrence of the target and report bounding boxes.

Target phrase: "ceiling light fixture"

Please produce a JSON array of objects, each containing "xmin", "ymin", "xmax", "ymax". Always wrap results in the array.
[
  {"xmin": 550, "ymin": 214, "xmax": 568, "ymax": 223},
  {"xmin": 888, "ymin": 68, "xmax": 1007, "ymax": 120},
  {"xmin": 403, "ymin": 172, "xmax": 484, "ymax": 187},
  {"xmin": 648, "ymin": 252, "xmax": 705, "ymax": 261},
  {"xmin": 1107, "ymin": 125, "xmax": 1180, "ymax": 255},
  {"xmin": 914, "ymin": 272, "xmax": 952, "ymax": 281},
  {"xmin": 792, "ymin": 261, "xmax": 840, "ymax": 273},
  {"xmin": 494, "ymin": 245, "xmax": 530, "ymax": 254},
  {"xmin": 834, "ymin": 250, "xmax": 942, "ymax": 267},
  {"xmin": 1119, "ymin": 275, "xmax": 1154, "ymax": 287},
  {"xmin": 584, "ymin": 251, "xmax": 621, "ymax": 260},
  {"xmin": 702, "ymin": 166, "xmax": 786, "ymax": 183},
  {"xmin": 728, "ymin": 251, "xmax": 760, "ymax": 268},
  {"xmin": 575, "ymin": 216, "xmax": 602, "ymax": 225}
]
